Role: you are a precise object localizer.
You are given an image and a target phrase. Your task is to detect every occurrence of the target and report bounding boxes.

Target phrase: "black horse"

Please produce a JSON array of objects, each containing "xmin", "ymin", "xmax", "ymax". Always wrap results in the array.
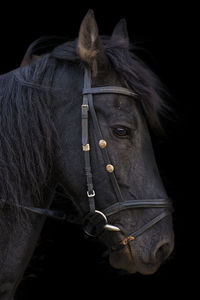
[{"xmin": 0, "ymin": 10, "xmax": 174, "ymax": 299}]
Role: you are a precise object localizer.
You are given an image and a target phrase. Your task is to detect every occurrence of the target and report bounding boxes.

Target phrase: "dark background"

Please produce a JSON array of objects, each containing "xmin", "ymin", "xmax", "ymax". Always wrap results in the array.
[{"xmin": 0, "ymin": 2, "xmax": 197, "ymax": 298}]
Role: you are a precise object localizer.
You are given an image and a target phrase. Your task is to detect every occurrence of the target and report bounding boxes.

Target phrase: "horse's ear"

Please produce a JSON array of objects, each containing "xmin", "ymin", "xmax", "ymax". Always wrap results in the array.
[
  {"xmin": 111, "ymin": 18, "xmax": 129, "ymax": 45},
  {"xmin": 77, "ymin": 9, "xmax": 108, "ymax": 76}
]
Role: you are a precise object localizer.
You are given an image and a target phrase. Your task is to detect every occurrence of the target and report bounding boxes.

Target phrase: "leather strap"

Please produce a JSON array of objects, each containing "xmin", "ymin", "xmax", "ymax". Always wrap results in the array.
[
  {"xmin": 112, "ymin": 211, "xmax": 171, "ymax": 251},
  {"xmin": 87, "ymin": 86, "xmax": 124, "ymax": 203},
  {"xmin": 83, "ymin": 86, "xmax": 138, "ymax": 98},
  {"xmin": 103, "ymin": 199, "xmax": 172, "ymax": 216},
  {"xmin": 130, "ymin": 210, "xmax": 170, "ymax": 239},
  {"xmin": 15, "ymin": 205, "xmax": 66, "ymax": 220},
  {"xmin": 81, "ymin": 70, "xmax": 95, "ymax": 212},
  {"xmin": 0, "ymin": 193, "xmax": 66, "ymax": 220}
]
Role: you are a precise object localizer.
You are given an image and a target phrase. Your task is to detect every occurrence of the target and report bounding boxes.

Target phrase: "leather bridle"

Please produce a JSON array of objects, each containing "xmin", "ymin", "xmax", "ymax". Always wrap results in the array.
[
  {"xmin": 80, "ymin": 68, "xmax": 172, "ymax": 247},
  {"xmin": 1, "ymin": 67, "xmax": 172, "ymax": 250}
]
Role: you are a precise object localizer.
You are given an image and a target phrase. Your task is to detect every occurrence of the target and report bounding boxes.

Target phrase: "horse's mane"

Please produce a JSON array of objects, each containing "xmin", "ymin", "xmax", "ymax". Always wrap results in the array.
[
  {"xmin": 22, "ymin": 35, "xmax": 169, "ymax": 131},
  {"xmin": 0, "ymin": 62, "xmax": 58, "ymax": 225},
  {"xmin": 0, "ymin": 34, "xmax": 169, "ymax": 225}
]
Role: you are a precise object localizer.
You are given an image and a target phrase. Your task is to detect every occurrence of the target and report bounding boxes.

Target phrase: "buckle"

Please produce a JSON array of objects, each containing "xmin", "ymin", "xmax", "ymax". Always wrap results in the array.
[
  {"xmin": 87, "ymin": 190, "xmax": 95, "ymax": 198},
  {"xmin": 81, "ymin": 104, "xmax": 89, "ymax": 109}
]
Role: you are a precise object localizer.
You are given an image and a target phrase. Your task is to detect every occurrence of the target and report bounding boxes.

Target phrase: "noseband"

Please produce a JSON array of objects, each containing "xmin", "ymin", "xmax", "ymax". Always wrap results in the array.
[{"xmin": 1, "ymin": 67, "xmax": 172, "ymax": 250}]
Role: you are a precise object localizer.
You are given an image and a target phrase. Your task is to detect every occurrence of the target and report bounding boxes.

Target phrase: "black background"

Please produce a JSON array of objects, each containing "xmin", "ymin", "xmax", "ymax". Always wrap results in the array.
[{"xmin": 0, "ymin": 2, "xmax": 197, "ymax": 298}]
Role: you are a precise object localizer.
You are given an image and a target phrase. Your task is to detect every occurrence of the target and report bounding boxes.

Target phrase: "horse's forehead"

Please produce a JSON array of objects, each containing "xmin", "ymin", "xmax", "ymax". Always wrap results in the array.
[
  {"xmin": 90, "ymin": 70, "xmax": 136, "ymax": 110},
  {"xmin": 93, "ymin": 93, "xmax": 138, "ymax": 117},
  {"xmin": 92, "ymin": 67, "xmax": 123, "ymax": 85}
]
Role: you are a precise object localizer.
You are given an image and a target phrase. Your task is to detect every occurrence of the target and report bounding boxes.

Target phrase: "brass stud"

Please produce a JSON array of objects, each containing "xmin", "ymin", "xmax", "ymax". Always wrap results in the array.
[
  {"xmin": 122, "ymin": 236, "xmax": 135, "ymax": 246},
  {"xmin": 99, "ymin": 139, "xmax": 107, "ymax": 149},
  {"xmin": 106, "ymin": 164, "xmax": 114, "ymax": 173},
  {"xmin": 82, "ymin": 144, "xmax": 90, "ymax": 151}
]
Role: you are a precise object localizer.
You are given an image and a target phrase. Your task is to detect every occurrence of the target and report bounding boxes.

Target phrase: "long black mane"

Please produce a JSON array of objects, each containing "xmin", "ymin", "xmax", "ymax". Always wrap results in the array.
[
  {"xmin": 0, "ymin": 58, "xmax": 58, "ymax": 224},
  {"xmin": 0, "ymin": 35, "xmax": 168, "ymax": 223},
  {"xmin": 23, "ymin": 35, "xmax": 168, "ymax": 129}
]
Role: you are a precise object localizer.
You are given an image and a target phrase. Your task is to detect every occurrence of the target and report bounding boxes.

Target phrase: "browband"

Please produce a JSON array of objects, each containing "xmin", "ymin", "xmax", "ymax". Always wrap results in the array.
[{"xmin": 83, "ymin": 86, "xmax": 138, "ymax": 98}]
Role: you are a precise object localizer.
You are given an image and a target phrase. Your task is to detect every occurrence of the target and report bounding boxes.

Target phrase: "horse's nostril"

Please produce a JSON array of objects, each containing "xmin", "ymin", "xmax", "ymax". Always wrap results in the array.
[{"xmin": 154, "ymin": 243, "xmax": 171, "ymax": 263}]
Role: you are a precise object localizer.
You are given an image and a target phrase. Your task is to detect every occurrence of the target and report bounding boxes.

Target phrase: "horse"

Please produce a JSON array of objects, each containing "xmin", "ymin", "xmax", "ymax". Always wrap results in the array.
[{"xmin": 0, "ymin": 10, "xmax": 174, "ymax": 299}]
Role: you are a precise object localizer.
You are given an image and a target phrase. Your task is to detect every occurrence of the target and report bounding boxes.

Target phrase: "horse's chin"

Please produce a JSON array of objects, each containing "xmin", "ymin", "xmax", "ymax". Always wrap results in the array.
[{"xmin": 109, "ymin": 247, "xmax": 160, "ymax": 275}]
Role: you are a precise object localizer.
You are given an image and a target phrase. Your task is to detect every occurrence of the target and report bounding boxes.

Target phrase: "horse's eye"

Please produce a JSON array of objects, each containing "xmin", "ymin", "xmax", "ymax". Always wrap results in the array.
[{"xmin": 112, "ymin": 126, "xmax": 130, "ymax": 137}]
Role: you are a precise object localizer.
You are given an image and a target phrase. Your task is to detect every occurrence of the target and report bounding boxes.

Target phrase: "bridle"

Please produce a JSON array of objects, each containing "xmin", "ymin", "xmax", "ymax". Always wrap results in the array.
[
  {"xmin": 1, "ymin": 67, "xmax": 172, "ymax": 250},
  {"xmin": 80, "ymin": 68, "xmax": 172, "ymax": 248}
]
